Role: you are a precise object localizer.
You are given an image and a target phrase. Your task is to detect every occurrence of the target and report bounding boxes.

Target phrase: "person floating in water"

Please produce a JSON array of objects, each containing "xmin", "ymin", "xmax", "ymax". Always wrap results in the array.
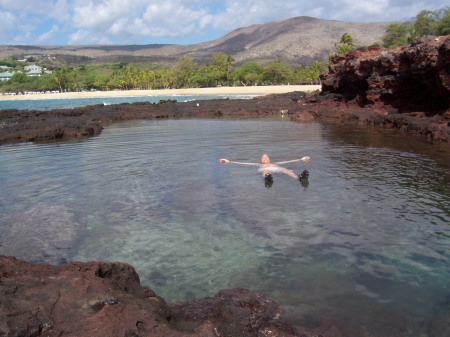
[{"xmin": 220, "ymin": 153, "xmax": 310, "ymax": 187}]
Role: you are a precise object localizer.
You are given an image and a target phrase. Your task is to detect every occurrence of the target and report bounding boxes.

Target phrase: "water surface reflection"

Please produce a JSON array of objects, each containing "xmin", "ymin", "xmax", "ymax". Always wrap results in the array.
[{"xmin": 0, "ymin": 119, "xmax": 449, "ymax": 337}]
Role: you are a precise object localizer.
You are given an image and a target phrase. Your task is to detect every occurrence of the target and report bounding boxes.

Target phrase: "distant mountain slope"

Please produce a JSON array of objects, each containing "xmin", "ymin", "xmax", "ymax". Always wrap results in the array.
[
  {"xmin": 193, "ymin": 16, "xmax": 391, "ymax": 65},
  {"xmin": 0, "ymin": 16, "xmax": 391, "ymax": 67}
]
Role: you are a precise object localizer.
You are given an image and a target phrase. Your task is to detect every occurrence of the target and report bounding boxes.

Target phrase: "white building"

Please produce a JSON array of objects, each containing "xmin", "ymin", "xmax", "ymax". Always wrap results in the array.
[
  {"xmin": 0, "ymin": 71, "xmax": 15, "ymax": 81},
  {"xmin": 24, "ymin": 64, "xmax": 42, "ymax": 72},
  {"xmin": 0, "ymin": 65, "xmax": 52, "ymax": 81},
  {"xmin": 23, "ymin": 64, "xmax": 52, "ymax": 77},
  {"xmin": 24, "ymin": 64, "xmax": 43, "ymax": 76}
]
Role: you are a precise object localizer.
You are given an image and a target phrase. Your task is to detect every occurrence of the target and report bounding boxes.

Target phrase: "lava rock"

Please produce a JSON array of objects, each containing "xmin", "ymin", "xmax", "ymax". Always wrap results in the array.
[{"xmin": 0, "ymin": 255, "xmax": 309, "ymax": 337}]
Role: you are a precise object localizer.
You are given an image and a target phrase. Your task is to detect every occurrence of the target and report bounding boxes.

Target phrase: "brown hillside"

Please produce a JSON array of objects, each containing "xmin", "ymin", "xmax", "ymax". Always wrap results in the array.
[
  {"xmin": 192, "ymin": 16, "xmax": 391, "ymax": 65},
  {"xmin": 0, "ymin": 16, "xmax": 391, "ymax": 67}
]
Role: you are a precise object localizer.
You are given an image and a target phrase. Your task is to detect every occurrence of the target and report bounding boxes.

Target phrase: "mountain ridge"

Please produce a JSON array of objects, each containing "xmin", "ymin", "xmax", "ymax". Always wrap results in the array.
[{"xmin": 0, "ymin": 16, "xmax": 392, "ymax": 67}]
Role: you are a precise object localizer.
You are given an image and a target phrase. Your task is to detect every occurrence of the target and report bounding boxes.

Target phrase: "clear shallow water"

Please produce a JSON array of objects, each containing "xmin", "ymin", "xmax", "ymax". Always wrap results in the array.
[
  {"xmin": 0, "ymin": 119, "xmax": 449, "ymax": 337},
  {"xmin": 0, "ymin": 94, "xmax": 254, "ymax": 110}
]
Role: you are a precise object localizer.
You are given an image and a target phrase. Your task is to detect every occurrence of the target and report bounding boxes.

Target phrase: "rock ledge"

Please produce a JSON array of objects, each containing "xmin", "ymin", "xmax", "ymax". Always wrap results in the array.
[{"xmin": 0, "ymin": 255, "xmax": 308, "ymax": 337}]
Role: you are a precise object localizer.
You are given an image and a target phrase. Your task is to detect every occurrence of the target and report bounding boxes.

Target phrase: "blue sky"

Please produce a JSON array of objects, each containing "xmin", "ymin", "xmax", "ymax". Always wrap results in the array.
[{"xmin": 0, "ymin": 0, "xmax": 448, "ymax": 45}]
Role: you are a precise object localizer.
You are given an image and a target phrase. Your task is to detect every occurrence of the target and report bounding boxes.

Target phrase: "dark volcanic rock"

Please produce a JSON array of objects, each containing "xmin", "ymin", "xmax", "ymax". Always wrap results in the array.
[
  {"xmin": 0, "ymin": 255, "xmax": 308, "ymax": 337},
  {"xmin": 0, "ymin": 96, "xmax": 300, "ymax": 145},
  {"xmin": 306, "ymin": 35, "xmax": 450, "ymax": 142},
  {"xmin": 321, "ymin": 36, "xmax": 450, "ymax": 113},
  {"xmin": 170, "ymin": 288, "xmax": 307, "ymax": 337}
]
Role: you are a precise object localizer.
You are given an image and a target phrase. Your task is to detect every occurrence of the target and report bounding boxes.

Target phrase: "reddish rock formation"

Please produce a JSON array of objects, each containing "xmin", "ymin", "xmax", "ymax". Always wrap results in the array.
[
  {"xmin": 292, "ymin": 36, "xmax": 450, "ymax": 142},
  {"xmin": 0, "ymin": 255, "xmax": 307, "ymax": 337},
  {"xmin": 321, "ymin": 36, "xmax": 450, "ymax": 113}
]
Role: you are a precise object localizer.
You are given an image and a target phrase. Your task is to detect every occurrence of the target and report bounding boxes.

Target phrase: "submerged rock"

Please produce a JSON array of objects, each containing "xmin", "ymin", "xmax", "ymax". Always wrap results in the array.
[
  {"xmin": 0, "ymin": 205, "xmax": 79, "ymax": 265},
  {"xmin": 0, "ymin": 255, "xmax": 309, "ymax": 337}
]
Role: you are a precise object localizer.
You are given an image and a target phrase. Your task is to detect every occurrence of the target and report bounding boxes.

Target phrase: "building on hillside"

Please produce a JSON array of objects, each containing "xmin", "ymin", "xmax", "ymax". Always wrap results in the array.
[
  {"xmin": 26, "ymin": 69, "xmax": 43, "ymax": 77},
  {"xmin": 23, "ymin": 64, "xmax": 52, "ymax": 77},
  {"xmin": 24, "ymin": 64, "xmax": 42, "ymax": 72},
  {"xmin": 24, "ymin": 64, "xmax": 43, "ymax": 77},
  {"xmin": 0, "ymin": 71, "xmax": 15, "ymax": 81},
  {"xmin": 0, "ymin": 65, "xmax": 52, "ymax": 81}
]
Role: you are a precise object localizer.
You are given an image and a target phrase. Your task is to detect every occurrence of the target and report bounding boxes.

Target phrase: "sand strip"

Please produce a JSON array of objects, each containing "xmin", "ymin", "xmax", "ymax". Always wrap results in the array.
[{"xmin": 0, "ymin": 85, "xmax": 320, "ymax": 101}]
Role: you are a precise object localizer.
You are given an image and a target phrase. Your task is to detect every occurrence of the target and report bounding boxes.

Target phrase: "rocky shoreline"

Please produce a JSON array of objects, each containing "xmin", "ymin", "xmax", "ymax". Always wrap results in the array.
[
  {"xmin": 0, "ymin": 37, "xmax": 449, "ymax": 145},
  {"xmin": 0, "ymin": 255, "xmax": 307, "ymax": 337},
  {"xmin": 1, "ymin": 87, "xmax": 449, "ymax": 145}
]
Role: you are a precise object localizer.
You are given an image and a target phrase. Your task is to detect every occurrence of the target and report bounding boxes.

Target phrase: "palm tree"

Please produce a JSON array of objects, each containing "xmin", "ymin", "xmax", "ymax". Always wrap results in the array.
[
  {"xmin": 332, "ymin": 33, "xmax": 355, "ymax": 57},
  {"xmin": 225, "ymin": 55, "xmax": 235, "ymax": 86},
  {"xmin": 339, "ymin": 33, "xmax": 354, "ymax": 47},
  {"xmin": 53, "ymin": 67, "xmax": 71, "ymax": 92}
]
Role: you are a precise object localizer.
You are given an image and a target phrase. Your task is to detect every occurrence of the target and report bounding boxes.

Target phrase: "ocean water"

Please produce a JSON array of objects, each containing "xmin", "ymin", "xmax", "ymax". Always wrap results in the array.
[
  {"xmin": 0, "ymin": 111, "xmax": 449, "ymax": 336},
  {"xmin": 0, "ymin": 94, "xmax": 255, "ymax": 111}
]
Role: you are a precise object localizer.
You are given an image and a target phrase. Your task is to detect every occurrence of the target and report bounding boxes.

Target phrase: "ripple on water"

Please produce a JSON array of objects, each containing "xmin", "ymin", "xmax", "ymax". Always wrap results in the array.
[{"xmin": 1, "ymin": 119, "xmax": 449, "ymax": 337}]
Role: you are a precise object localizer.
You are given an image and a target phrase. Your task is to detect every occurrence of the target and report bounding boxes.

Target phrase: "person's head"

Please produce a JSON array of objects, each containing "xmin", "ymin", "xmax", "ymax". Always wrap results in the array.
[{"xmin": 260, "ymin": 154, "xmax": 270, "ymax": 164}]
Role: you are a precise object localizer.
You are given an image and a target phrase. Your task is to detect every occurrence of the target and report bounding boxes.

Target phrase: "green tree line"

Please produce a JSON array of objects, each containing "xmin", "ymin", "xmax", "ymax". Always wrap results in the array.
[
  {"xmin": 0, "ymin": 53, "xmax": 326, "ymax": 94},
  {"xmin": 382, "ymin": 6, "xmax": 450, "ymax": 48}
]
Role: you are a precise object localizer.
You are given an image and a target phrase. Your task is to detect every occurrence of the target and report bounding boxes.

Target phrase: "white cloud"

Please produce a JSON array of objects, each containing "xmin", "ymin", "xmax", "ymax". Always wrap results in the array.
[
  {"xmin": 0, "ymin": 10, "xmax": 16, "ymax": 42},
  {"xmin": 66, "ymin": 0, "xmax": 215, "ymax": 43},
  {"xmin": 48, "ymin": 0, "xmax": 72, "ymax": 22},
  {"xmin": 69, "ymin": 29, "xmax": 112, "ymax": 45},
  {"xmin": 36, "ymin": 25, "xmax": 60, "ymax": 44},
  {"xmin": 211, "ymin": 0, "xmax": 299, "ymax": 30},
  {"xmin": 141, "ymin": 1, "xmax": 210, "ymax": 36},
  {"xmin": 0, "ymin": 0, "xmax": 449, "ymax": 45},
  {"xmin": 71, "ymin": 0, "xmax": 127, "ymax": 29},
  {"xmin": 0, "ymin": 0, "xmax": 44, "ymax": 11}
]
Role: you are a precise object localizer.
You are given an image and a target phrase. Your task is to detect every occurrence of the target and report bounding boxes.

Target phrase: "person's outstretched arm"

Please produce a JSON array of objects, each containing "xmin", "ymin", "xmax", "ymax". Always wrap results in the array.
[
  {"xmin": 275, "ymin": 156, "xmax": 311, "ymax": 164},
  {"xmin": 220, "ymin": 159, "xmax": 260, "ymax": 166}
]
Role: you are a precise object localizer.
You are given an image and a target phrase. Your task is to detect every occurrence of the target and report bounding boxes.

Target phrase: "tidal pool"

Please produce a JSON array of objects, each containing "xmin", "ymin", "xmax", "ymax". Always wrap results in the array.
[{"xmin": 1, "ymin": 118, "xmax": 449, "ymax": 337}]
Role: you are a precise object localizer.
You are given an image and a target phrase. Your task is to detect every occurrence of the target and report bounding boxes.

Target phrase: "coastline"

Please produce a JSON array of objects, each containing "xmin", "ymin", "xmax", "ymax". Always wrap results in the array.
[{"xmin": 0, "ymin": 85, "xmax": 320, "ymax": 101}]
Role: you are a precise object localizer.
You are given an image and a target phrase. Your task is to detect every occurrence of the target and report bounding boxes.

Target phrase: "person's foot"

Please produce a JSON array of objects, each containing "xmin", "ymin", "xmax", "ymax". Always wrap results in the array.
[
  {"xmin": 298, "ymin": 170, "xmax": 309, "ymax": 182},
  {"xmin": 264, "ymin": 173, "xmax": 273, "ymax": 182},
  {"xmin": 264, "ymin": 173, "xmax": 273, "ymax": 188}
]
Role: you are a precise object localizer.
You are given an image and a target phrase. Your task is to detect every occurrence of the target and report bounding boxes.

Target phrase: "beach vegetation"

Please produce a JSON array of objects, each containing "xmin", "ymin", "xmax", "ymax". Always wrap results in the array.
[
  {"xmin": 434, "ymin": 7, "xmax": 450, "ymax": 35},
  {"xmin": 190, "ymin": 67, "xmax": 222, "ymax": 88},
  {"xmin": 295, "ymin": 61, "xmax": 327, "ymax": 84},
  {"xmin": 382, "ymin": 23, "xmax": 412, "ymax": 48},
  {"xmin": 53, "ymin": 67, "xmax": 73, "ymax": 92},
  {"xmin": 169, "ymin": 57, "xmax": 198, "ymax": 89},
  {"xmin": 262, "ymin": 61, "xmax": 295, "ymax": 85},
  {"xmin": 210, "ymin": 52, "xmax": 235, "ymax": 85},
  {"xmin": 231, "ymin": 62, "xmax": 264, "ymax": 86},
  {"xmin": 381, "ymin": 6, "xmax": 450, "ymax": 48},
  {"xmin": 190, "ymin": 53, "xmax": 235, "ymax": 87},
  {"xmin": 0, "ymin": 51, "xmax": 325, "ymax": 93},
  {"xmin": 414, "ymin": 10, "xmax": 439, "ymax": 36},
  {"xmin": 328, "ymin": 32, "xmax": 355, "ymax": 61},
  {"xmin": 338, "ymin": 33, "xmax": 354, "ymax": 49},
  {"xmin": 0, "ymin": 58, "xmax": 22, "ymax": 68}
]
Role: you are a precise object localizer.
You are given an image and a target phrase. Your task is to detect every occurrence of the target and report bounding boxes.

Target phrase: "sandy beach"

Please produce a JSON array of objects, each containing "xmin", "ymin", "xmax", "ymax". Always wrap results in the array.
[{"xmin": 0, "ymin": 85, "xmax": 320, "ymax": 101}]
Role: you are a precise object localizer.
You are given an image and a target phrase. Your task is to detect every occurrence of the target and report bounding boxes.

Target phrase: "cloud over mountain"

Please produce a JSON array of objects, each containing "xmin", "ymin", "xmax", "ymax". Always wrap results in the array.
[{"xmin": 0, "ymin": 0, "xmax": 447, "ymax": 45}]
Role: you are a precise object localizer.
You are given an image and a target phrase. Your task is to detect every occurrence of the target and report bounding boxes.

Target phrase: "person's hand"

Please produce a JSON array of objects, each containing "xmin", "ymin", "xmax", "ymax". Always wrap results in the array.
[
  {"xmin": 220, "ymin": 159, "xmax": 230, "ymax": 164},
  {"xmin": 302, "ymin": 156, "xmax": 311, "ymax": 162}
]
